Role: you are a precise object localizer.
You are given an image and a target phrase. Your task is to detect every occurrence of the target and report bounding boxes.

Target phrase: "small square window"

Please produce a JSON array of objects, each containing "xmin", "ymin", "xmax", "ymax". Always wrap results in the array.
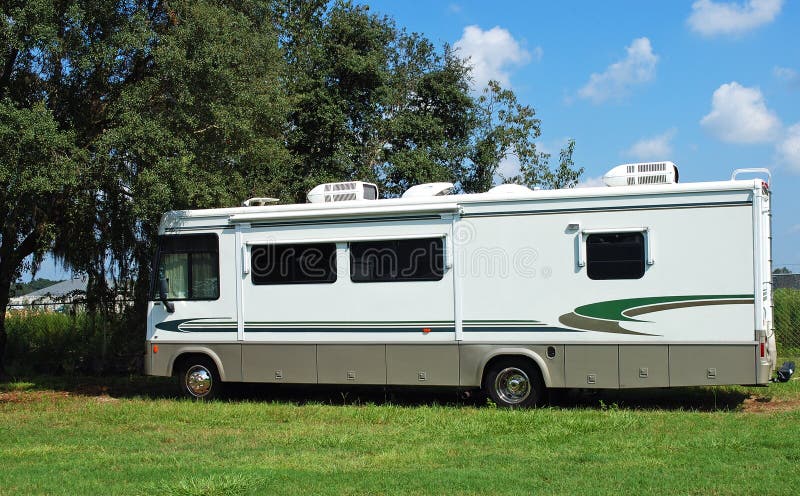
[{"xmin": 586, "ymin": 232, "xmax": 645, "ymax": 280}]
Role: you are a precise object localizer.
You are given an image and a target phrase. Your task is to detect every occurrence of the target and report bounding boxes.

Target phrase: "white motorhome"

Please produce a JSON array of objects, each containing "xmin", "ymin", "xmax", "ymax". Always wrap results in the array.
[{"xmin": 145, "ymin": 163, "xmax": 776, "ymax": 407}]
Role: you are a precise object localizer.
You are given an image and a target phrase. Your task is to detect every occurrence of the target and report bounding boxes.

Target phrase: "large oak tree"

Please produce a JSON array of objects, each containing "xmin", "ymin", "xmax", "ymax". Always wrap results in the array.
[{"xmin": 0, "ymin": 0, "xmax": 581, "ymax": 373}]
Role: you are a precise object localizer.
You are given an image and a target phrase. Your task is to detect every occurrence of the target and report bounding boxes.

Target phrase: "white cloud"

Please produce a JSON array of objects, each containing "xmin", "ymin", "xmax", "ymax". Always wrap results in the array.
[
  {"xmin": 495, "ymin": 154, "xmax": 521, "ymax": 182},
  {"xmin": 575, "ymin": 176, "xmax": 607, "ymax": 188},
  {"xmin": 774, "ymin": 66, "xmax": 800, "ymax": 87},
  {"xmin": 625, "ymin": 129, "xmax": 677, "ymax": 160},
  {"xmin": 577, "ymin": 37, "xmax": 658, "ymax": 104},
  {"xmin": 448, "ymin": 3, "xmax": 462, "ymax": 14},
  {"xmin": 700, "ymin": 82, "xmax": 781, "ymax": 143},
  {"xmin": 454, "ymin": 25, "xmax": 533, "ymax": 89},
  {"xmin": 687, "ymin": 0, "xmax": 783, "ymax": 37},
  {"xmin": 778, "ymin": 123, "xmax": 800, "ymax": 172}
]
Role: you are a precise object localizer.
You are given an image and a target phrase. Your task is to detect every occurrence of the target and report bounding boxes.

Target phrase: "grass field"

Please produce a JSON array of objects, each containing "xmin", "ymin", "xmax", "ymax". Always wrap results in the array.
[{"xmin": 1, "ymin": 376, "xmax": 799, "ymax": 495}]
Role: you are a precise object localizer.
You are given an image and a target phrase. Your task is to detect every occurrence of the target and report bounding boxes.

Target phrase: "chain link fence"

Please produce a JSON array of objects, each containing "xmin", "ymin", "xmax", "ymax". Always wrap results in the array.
[{"xmin": 773, "ymin": 273, "xmax": 800, "ymax": 362}]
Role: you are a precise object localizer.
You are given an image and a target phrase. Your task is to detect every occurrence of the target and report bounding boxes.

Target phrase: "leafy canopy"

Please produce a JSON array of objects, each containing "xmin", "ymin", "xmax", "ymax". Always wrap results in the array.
[{"xmin": 0, "ymin": 0, "xmax": 583, "ymax": 372}]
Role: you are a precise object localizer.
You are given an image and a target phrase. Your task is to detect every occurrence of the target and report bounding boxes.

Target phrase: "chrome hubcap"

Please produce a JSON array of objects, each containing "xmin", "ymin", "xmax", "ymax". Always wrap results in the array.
[
  {"xmin": 185, "ymin": 365, "xmax": 212, "ymax": 397},
  {"xmin": 495, "ymin": 367, "xmax": 531, "ymax": 404}
]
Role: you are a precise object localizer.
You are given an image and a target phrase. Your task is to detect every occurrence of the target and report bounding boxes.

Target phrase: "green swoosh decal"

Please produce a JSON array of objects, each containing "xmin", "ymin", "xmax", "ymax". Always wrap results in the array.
[{"xmin": 575, "ymin": 294, "xmax": 753, "ymax": 322}]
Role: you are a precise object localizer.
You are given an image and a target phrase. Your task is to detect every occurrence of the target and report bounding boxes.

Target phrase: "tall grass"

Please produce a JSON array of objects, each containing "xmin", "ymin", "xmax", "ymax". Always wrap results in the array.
[{"xmin": 3, "ymin": 311, "xmax": 140, "ymax": 375}]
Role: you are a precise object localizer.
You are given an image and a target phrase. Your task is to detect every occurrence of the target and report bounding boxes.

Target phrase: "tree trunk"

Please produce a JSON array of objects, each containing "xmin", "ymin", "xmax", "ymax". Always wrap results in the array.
[
  {"xmin": 0, "ymin": 232, "xmax": 38, "ymax": 379},
  {"xmin": 0, "ymin": 274, "xmax": 11, "ymax": 379}
]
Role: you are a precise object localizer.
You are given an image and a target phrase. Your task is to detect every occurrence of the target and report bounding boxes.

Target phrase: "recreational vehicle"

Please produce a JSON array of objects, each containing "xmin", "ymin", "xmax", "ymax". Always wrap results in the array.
[{"xmin": 145, "ymin": 163, "xmax": 776, "ymax": 407}]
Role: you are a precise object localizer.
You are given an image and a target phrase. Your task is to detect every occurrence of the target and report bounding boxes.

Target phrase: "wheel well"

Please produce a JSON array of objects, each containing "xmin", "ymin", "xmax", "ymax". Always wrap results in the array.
[
  {"xmin": 481, "ymin": 354, "xmax": 544, "ymax": 388},
  {"xmin": 171, "ymin": 353, "xmax": 218, "ymax": 378}
]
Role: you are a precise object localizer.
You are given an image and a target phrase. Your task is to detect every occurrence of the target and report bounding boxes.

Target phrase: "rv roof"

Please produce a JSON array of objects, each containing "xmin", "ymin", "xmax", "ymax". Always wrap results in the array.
[{"xmin": 160, "ymin": 178, "xmax": 764, "ymax": 230}]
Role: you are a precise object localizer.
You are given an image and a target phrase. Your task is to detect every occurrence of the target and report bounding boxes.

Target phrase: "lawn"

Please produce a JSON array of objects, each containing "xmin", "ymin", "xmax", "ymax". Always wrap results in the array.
[{"xmin": 1, "ymin": 376, "xmax": 799, "ymax": 495}]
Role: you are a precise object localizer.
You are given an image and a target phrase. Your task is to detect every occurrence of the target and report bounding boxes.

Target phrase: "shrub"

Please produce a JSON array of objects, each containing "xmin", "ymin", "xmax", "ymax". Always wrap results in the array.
[{"xmin": 4, "ymin": 310, "xmax": 141, "ymax": 375}]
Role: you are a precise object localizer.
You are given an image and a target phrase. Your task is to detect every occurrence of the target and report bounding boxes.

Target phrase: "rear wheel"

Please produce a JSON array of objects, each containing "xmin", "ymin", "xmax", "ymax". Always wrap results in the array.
[
  {"xmin": 178, "ymin": 356, "xmax": 221, "ymax": 400},
  {"xmin": 484, "ymin": 358, "xmax": 545, "ymax": 408}
]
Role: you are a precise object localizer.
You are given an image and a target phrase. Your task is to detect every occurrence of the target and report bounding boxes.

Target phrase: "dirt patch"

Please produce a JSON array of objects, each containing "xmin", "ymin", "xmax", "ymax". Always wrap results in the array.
[
  {"xmin": 0, "ymin": 390, "xmax": 70, "ymax": 404},
  {"xmin": 0, "ymin": 388, "xmax": 119, "ymax": 404},
  {"xmin": 741, "ymin": 396, "xmax": 800, "ymax": 413},
  {"xmin": 72, "ymin": 384, "xmax": 111, "ymax": 396}
]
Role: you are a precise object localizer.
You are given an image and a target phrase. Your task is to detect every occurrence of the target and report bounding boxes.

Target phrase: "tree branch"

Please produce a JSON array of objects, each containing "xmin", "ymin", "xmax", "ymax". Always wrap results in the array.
[{"xmin": 0, "ymin": 47, "xmax": 18, "ymax": 98}]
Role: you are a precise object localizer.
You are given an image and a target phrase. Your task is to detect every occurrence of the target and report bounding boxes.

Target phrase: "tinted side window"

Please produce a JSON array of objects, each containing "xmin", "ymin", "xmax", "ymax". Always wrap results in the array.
[
  {"xmin": 350, "ymin": 238, "xmax": 444, "ymax": 282},
  {"xmin": 251, "ymin": 243, "xmax": 337, "ymax": 285},
  {"xmin": 154, "ymin": 234, "xmax": 219, "ymax": 300},
  {"xmin": 586, "ymin": 232, "xmax": 645, "ymax": 280}
]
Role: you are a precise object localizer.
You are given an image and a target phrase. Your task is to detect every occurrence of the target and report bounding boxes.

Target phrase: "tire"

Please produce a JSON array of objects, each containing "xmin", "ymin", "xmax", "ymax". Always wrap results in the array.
[
  {"xmin": 178, "ymin": 356, "xmax": 222, "ymax": 400},
  {"xmin": 483, "ymin": 358, "xmax": 545, "ymax": 408}
]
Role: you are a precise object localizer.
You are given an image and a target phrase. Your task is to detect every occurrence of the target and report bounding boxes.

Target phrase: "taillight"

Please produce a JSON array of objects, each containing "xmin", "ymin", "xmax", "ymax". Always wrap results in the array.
[{"xmin": 760, "ymin": 341, "xmax": 765, "ymax": 358}]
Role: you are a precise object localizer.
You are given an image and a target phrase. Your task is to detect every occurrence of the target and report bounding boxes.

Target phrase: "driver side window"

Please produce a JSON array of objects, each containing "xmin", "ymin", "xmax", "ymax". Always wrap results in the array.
[{"xmin": 153, "ymin": 234, "xmax": 219, "ymax": 300}]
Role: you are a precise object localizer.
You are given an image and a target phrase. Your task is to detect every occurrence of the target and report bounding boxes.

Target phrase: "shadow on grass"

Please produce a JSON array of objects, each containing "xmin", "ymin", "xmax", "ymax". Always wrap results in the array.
[
  {"xmin": 547, "ymin": 386, "xmax": 753, "ymax": 412},
  {"xmin": 225, "ymin": 382, "xmax": 756, "ymax": 412},
  {"xmin": 0, "ymin": 374, "xmax": 178, "ymax": 400},
  {"xmin": 1, "ymin": 373, "xmax": 761, "ymax": 411}
]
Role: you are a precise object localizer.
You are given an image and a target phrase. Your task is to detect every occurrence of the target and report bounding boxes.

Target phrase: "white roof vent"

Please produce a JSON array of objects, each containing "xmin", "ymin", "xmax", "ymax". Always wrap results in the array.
[
  {"xmin": 242, "ymin": 197, "xmax": 280, "ymax": 207},
  {"xmin": 307, "ymin": 181, "xmax": 379, "ymax": 203},
  {"xmin": 603, "ymin": 161, "xmax": 679, "ymax": 187},
  {"xmin": 488, "ymin": 184, "xmax": 535, "ymax": 195},
  {"xmin": 402, "ymin": 182, "xmax": 454, "ymax": 198}
]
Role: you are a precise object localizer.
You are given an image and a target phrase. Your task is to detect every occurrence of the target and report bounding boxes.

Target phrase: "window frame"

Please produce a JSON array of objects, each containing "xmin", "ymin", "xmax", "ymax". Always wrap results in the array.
[
  {"xmin": 578, "ymin": 227, "xmax": 653, "ymax": 280},
  {"xmin": 150, "ymin": 233, "xmax": 221, "ymax": 301},
  {"xmin": 349, "ymin": 236, "xmax": 445, "ymax": 283},
  {"xmin": 249, "ymin": 242, "xmax": 338, "ymax": 285}
]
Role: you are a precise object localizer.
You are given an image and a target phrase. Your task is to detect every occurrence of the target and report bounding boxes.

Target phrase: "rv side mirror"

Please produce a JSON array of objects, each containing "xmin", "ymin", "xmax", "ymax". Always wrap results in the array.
[{"xmin": 159, "ymin": 277, "xmax": 175, "ymax": 313}]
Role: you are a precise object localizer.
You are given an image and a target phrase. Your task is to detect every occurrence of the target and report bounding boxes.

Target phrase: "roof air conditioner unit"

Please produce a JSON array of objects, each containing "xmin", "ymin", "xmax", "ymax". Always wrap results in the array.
[
  {"xmin": 402, "ymin": 182, "xmax": 454, "ymax": 198},
  {"xmin": 603, "ymin": 161, "xmax": 679, "ymax": 187},
  {"xmin": 307, "ymin": 181, "xmax": 379, "ymax": 203}
]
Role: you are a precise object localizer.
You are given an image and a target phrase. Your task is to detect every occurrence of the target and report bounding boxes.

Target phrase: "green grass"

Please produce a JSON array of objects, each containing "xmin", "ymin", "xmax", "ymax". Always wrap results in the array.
[{"xmin": 1, "ymin": 376, "xmax": 800, "ymax": 495}]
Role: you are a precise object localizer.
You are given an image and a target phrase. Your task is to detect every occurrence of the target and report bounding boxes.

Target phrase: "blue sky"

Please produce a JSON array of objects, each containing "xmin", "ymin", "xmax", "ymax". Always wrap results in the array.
[
  {"xmin": 26, "ymin": 0, "xmax": 800, "ymax": 281},
  {"xmin": 361, "ymin": 0, "xmax": 799, "ymax": 269}
]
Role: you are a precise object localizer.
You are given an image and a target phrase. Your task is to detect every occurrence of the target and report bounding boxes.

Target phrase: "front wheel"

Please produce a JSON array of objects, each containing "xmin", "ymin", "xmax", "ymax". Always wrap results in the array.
[
  {"xmin": 484, "ymin": 358, "xmax": 545, "ymax": 408},
  {"xmin": 178, "ymin": 357, "xmax": 222, "ymax": 400}
]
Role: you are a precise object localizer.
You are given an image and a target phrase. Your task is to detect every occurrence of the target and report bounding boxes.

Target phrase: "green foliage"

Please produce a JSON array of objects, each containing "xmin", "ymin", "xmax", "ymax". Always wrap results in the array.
[
  {"xmin": 4, "ymin": 311, "xmax": 138, "ymax": 374},
  {"xmin": 0, "ymin": 0, "xmax": 294, "ymax": 366},
  {"xmin": 49, "ymin": 0, "xmax": 292, "ymax": 296},
  {"xmin": 275, "ymin": 1, "xmax": 477, "ymax": 198},
  {"xmin": 468, "ymin": 80, "xmax": 583, "ymax": 192},
  {"xmin": 0, "ymin": 0, "xmax": 583, "ymax": 372},
  {"xmin": 0, "ymin": 100, "xmax": 80, "ymax": 281}
]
